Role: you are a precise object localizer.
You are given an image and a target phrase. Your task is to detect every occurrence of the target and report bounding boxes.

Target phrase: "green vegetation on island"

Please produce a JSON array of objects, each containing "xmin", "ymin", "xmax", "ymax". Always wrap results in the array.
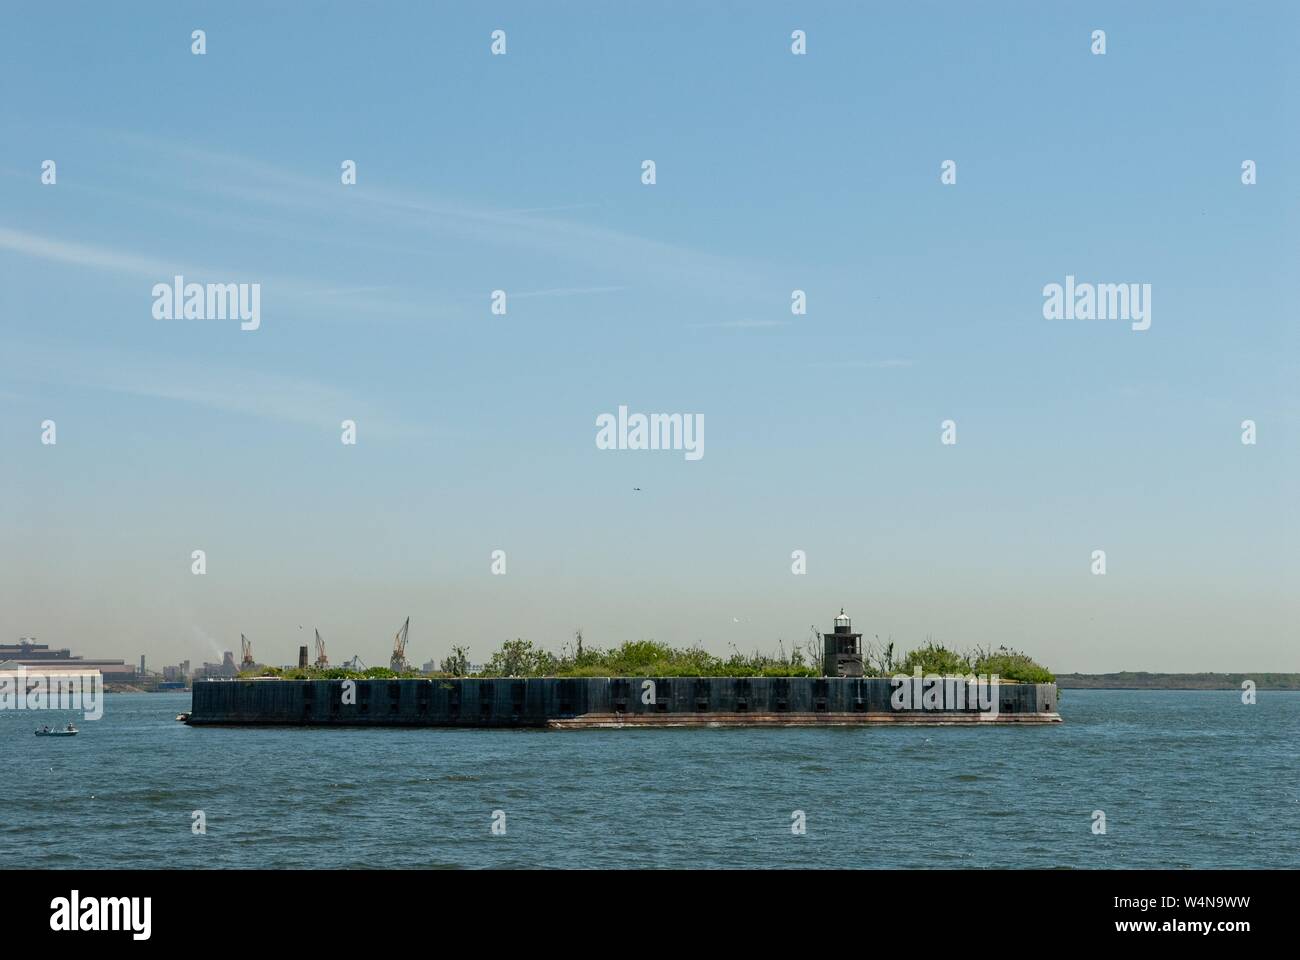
[
  {"xmin": 895, "ymin": 642, "xmax": 1055, "ymax": 684},
  {"xmin": 477, "ymin": 638, "xmax": 819, "ymax": 678},
  {"xmin": 237, "ymin": 636, "xmax": 1054, "ymax": 683}
]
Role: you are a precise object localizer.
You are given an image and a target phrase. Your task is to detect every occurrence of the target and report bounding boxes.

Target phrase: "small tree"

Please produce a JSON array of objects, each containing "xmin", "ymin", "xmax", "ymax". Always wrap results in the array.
[
  {"xmin": 439, "ymin": 646, "xmax": 470, "ymax": 677},
  {"xmin": 864, "ymin": 635, "xmax": 897, "ymax": 676},
  {"xmin": 898, "ymin": 640, "xmax": 970, "ymax": 676},
  {"xmin": 800, "ymin": 628, "xmax": 823, "ymax": 674},
  {"xmin": 971, "ymin": 645, "xmax": 1054, "ymax": 683},
  {"xmin": 482, "ymin": 638, "xmax": 556, "ymax": 677}
]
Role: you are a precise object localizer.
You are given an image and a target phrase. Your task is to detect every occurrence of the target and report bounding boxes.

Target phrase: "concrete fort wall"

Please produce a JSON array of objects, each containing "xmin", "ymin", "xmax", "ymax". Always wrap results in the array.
[{"xmin": 189, "ymin": 677, "xmax": 1059, "ymax": 726}]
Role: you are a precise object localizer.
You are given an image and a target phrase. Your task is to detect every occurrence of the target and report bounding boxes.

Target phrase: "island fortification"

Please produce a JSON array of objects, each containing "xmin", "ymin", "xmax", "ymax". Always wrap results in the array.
[{"xmin": 186, "ymin": 610, "xmax": 1060, "ymax": 728}]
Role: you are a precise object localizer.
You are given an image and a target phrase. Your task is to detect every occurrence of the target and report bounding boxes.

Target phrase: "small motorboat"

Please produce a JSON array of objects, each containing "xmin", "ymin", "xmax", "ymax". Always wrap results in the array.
[
  {"xmin": 35, "ymin": 723, "xmax": 78, "ymax": 737},
  {"xmin": 175, "ymin": 713, "xmax": 190, "ymax": 723}
]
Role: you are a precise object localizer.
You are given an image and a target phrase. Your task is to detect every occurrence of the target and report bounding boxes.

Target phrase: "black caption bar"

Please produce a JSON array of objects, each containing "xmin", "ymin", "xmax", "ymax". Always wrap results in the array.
[{"xmin": 6, "ymin": 869, "xmax": 1282, "ymax": 946}]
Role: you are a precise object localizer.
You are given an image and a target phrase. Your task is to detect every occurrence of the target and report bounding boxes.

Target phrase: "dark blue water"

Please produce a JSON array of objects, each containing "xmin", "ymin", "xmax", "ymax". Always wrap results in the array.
[{"xmin": 2, "ymin": 690, "xmax": 1296, "ymax": 869}]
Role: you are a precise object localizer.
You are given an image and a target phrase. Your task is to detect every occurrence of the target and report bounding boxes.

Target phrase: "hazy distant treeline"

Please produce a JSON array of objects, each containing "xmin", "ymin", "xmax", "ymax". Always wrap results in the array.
[{"xmin": 1057, "ymin": 673, "xmax": 1300, "ymax": 690}]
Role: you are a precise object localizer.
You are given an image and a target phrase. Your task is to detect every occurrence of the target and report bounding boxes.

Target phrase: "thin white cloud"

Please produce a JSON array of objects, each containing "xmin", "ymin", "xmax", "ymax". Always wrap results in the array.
[
  {"xmin": 301, "ymin": 285, "xmax": 396, "ymax": 298},
  {"xmin": 510, "ymin": 285, "xmax": 626, "ymax": 299},
  {"xmin": 85, "ymin": 131, "xmax": 768, "ymax": 293},
  {"xmin": 0, "ymin": 226, "xmax": 179, "ymax": 277},
  {"xmin": 691, "ymin": 319, "xmax": 790, "ymax": 329},
  {"xmin": 498, "ymin": 203, "xmax": 601, "ymax": 216},
  {"xmin": 5, "ymin": 344, "xmax": 424, "ymax": 439},
  {"xmin": 0, "ymin": 223, "xmax": 455, "ymax": 323},
  {"xmin": 806, "ymin": 358, "xmax": 914, "ymax": 369}
]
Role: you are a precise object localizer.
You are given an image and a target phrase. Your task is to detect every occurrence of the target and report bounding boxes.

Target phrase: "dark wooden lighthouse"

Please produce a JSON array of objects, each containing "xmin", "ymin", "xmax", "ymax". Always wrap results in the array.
[{"xmin": 823, "ymin": 608, "xmax": 864, "ymax": 678}]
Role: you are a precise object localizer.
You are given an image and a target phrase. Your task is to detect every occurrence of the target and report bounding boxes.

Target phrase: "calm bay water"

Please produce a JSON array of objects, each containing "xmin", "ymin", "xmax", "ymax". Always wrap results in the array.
[{"xmin": 2, "ymin": 690, "xmax": 1296, "ymax": 869}]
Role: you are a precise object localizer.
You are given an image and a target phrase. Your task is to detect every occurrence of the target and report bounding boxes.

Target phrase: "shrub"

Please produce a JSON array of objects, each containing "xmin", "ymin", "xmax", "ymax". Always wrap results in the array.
[
  {"xmin": 971, "ymin": 646, "xmax": 1055, "ymax": 683},
  {"xmin": 897, "ymin": 643, "xmax": 971, "ymax": 676},
  {"xmin": 480, "ymin": 639, "xmax": 557, "ymax": 677}
]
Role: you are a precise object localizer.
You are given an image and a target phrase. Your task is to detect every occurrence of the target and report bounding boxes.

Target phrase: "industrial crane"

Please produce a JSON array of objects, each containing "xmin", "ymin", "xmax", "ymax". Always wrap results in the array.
[
  {"xmin": 314, "ymin": 629, "xmax": 329, "ymax": 669},
  {"xmin": 240, "ymin": 634, "xmax": 255, "ymax": 670},
  {"xmin": 389, "ymin": 617, "xmax": 411, "ymax": 673}
]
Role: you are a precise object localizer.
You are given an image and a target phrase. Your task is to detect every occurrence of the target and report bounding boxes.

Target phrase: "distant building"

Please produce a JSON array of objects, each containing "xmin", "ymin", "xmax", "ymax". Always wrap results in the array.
[
  {"xmin": 163, "ymin": 660, "xmax": 192, "ymax": 683},
  {"xmin": 194, "ymin": 651, "xmax": 238, "ymax": 680},
  {"xmin": 0, "ymin": 637, "xmax": 136, "ymax": 683}
]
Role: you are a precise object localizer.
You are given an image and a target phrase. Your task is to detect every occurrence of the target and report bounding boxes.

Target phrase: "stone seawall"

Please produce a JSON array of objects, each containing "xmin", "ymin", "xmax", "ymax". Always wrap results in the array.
[{"xmin": 188, "ymin": 677, "xmax": 1061, "ymax": 727}]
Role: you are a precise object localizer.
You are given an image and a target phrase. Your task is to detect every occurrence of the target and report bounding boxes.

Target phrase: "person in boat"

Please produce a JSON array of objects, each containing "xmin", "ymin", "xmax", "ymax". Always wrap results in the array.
[{"xmin": 41, "ymin": 725, "xmax": 50, "ymax": 733}]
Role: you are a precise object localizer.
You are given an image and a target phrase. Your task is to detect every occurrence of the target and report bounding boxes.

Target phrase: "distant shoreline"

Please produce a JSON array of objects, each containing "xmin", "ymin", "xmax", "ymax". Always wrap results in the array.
[{"xmin": 1057, "ymin": 673, "xmax": 1300, "ymax": 690}]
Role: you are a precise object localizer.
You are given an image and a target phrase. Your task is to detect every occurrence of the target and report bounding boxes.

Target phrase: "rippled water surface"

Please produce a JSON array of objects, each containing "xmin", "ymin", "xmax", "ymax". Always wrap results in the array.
[{"xmin": 3, "ymin": 690, "xmax": 1296, "ymax": 868}]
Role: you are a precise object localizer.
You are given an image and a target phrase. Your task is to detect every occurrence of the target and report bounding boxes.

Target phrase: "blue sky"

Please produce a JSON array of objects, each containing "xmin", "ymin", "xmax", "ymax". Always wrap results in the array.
[{"xmin": 1, "ymin": 2, "xmax": 1296, "ymax": 672}]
